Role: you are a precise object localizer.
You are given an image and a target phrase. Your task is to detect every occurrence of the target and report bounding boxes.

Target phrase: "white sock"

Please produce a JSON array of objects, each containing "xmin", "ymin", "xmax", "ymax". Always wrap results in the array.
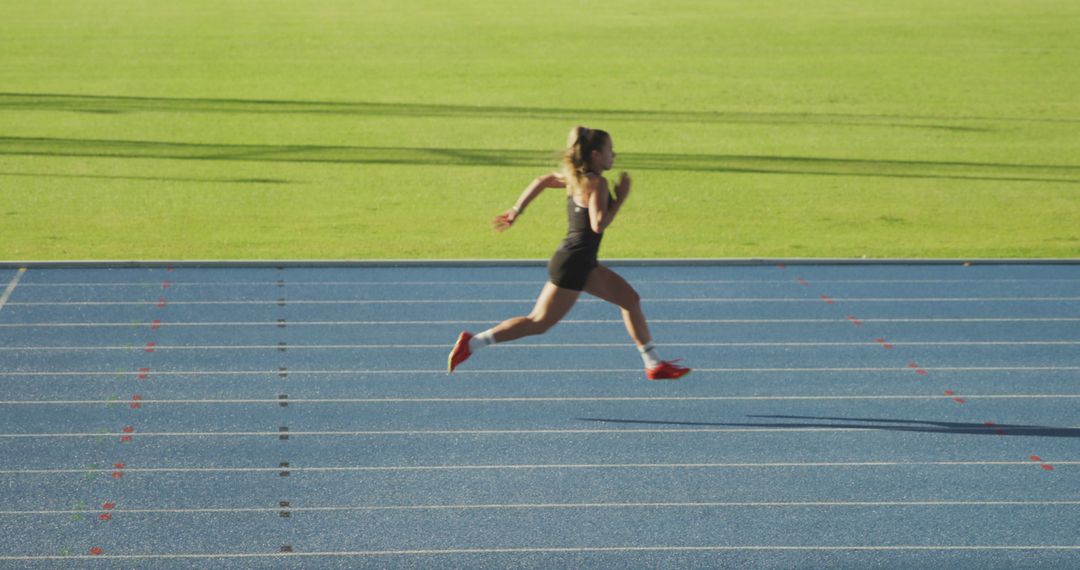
[
  {"xmin": 638, "ymin": 341, "xmax": 661, "ymax": 368},
  {"xmin": 469, "ymin": 330, "xmax": 497, "ymax": 352}
]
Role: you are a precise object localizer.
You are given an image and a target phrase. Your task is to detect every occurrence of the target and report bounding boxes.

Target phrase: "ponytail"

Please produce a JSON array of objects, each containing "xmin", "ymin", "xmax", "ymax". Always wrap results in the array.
[{"xmin": 561, "ymin": 126, "xmax": 609, "ymax": 197}]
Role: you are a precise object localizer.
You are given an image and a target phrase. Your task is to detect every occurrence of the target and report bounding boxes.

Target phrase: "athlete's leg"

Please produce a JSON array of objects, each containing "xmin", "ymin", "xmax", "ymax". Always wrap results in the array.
[
  {"xmin": 583, "ymin": 265, "xmax": 690, "ymax": 379},
  {"xmin": 488, "ymin": 281, "xmax": 581, "ymax": 343},
  {"xmin": 449, "ymin": 282, "xmax": 580, "ymax": 373},
  {"xmin": 583, "ymin": 264, "xmax": 651, "ymax": 346}
]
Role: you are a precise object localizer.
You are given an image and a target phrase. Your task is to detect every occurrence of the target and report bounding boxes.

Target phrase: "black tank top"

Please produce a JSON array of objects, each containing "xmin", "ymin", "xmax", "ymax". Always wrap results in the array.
[{"xmin": 557, "ymin": 196, "xmax": 603, "ymax": 258}]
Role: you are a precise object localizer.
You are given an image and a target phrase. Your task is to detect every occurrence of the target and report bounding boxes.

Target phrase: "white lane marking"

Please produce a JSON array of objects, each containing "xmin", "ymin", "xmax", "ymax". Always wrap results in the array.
[
  {"xmin": 1, "ymin": 366, "xmax": 1079, "ymax": 377},
  {"xmin": 17, "ymin": 278, "xmax": 1080, "ymax": 287},
  {"xmin": 0, "ymin": 268, "xmax": 26, "ymax": 313},
  {"xmin": 7, "ymin": 296, "xmax": 1080, "ymax": 306},
  {"xmin": 1, "ymin": 394, "xmax": 1078, "ymax": 406},
  {"xmin": 3, "ymin": 340, "xmax": 1079, "ymax": 351},
  {"xmin": 0, "ymin": 428, "xmax": 882, "ymax": 439},
  {"xmin": 5, "ymin": 499, "xmax": 1080, "ymax": 516},
  {"xmin": 5, "ymin": 545, "xmax": 1080, "ymax": 561},
  {"xmin": 5, "ymin": 545, "xmax": 1080, "ymax": 560},
  {"xmin": 2, "ymin": 317, "xmax": 1079, "ymax": 328},
  {"xmin": 3, "ymin": 460, "xmax": 1079, "ymax": 475},
  {"xmin": 1, "ymin": 427, "xmax": 1077, "ymax": 439}
]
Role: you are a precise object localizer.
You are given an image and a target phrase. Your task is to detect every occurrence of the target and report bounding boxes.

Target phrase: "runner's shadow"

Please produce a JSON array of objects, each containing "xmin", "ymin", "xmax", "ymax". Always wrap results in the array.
[{"xmin": 576, "ymin": 415, "xmax": 1080, "ymax": 438}]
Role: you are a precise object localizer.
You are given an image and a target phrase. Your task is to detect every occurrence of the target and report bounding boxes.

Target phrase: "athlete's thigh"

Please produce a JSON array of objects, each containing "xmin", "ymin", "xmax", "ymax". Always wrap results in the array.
[
  {"xmin": 583, "ymin": 264, "xmax": 639, "ymax": 309},
  {"xmin": 530, "ymin": 281, "xmax": 581, "ymax": 323}
]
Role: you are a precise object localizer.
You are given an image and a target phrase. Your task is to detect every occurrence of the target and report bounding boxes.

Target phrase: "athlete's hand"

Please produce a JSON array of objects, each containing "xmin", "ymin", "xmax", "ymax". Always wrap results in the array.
[
  {"xmin": 615, "ymin": 172, "xmax": 631, "ymax": 201},
  {"xmin": 492, "ymin": 209, "xmax": 519, "ymax": 232}
]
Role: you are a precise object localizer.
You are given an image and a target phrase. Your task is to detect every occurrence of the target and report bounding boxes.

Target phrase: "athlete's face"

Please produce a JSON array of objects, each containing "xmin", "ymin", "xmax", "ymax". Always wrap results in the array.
[{"xmin": 593, "ymin": 138, "xmax": 615, "ymax": 172}]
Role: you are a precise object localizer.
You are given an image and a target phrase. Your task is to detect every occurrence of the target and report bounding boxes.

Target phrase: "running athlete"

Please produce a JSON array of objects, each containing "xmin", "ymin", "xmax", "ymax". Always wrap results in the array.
[{"xmin": 447, "ymin": 126, "xmax": 691, "ymax": 380}]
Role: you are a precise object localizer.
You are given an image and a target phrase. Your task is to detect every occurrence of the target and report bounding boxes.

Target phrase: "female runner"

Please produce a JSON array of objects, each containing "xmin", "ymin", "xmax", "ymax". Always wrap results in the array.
[{"xmin": 448, "ymin": 126, "xmax": 690, "ymax": 380}]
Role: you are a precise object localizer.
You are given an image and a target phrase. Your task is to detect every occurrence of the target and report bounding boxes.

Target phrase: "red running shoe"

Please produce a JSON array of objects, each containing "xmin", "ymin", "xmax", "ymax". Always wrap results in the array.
[
  {"xmin": 447, "ymin": 331, "xmax": 473, "ymax": 373},
  {"xmin": 646, "ymin": 359, "xmax": 691, "ymax": 380}
]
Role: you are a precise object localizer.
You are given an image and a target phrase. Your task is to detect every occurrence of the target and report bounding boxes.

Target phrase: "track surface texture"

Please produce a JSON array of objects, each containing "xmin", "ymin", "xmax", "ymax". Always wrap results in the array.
[{"xmin": 0, "ymin": 262, "xmax": 1077, "ymax": 569}]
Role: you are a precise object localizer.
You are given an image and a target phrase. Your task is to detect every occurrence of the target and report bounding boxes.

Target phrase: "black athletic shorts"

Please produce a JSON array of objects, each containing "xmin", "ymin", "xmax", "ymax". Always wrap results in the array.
[{"xmin": 547, "ymin": 248, "xmax": 598, "ymax": 291}]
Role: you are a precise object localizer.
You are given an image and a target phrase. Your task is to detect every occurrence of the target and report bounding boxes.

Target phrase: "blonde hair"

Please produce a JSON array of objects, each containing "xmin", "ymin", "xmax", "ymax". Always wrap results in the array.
[{"xmin": 561, "ymin": 125, "xmax": 609, "ymax": 197}]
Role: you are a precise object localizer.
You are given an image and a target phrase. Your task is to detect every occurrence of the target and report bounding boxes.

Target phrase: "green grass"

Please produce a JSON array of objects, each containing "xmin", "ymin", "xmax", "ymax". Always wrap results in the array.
[{"xmin": 1, "ymin": 0, "xmax": 1077, "ymax": 259}]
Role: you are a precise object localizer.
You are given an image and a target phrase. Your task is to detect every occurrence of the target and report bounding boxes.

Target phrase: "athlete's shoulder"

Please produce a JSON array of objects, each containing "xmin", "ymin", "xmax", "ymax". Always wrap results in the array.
[
  {"xmin": 546, "ymin": 172, "xmax": 568, "ymax": 188},
  {"xmin": 583, "ymin": 173, "xmax": 609, "ymax": 191}
]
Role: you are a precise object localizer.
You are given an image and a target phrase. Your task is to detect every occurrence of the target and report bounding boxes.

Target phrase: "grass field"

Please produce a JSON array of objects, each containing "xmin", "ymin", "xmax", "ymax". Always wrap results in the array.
[{"xmin": 1, "ymin": 0, "xmax": 1077, "ymax": 260}]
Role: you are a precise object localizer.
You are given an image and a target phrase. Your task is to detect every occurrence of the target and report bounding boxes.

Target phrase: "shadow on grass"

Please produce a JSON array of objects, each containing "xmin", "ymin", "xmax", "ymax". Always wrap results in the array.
[
  {"xmin": 0, "ymin": 92, "xmax": 1036, "ymax": 132},
  {"xmin": 2, "ymin": 136, "xmax": 1078, "ymax": 184},
  {"xmin": 0, "ymin": 171, "xmax": 290, "ymax": 185},
  {"xmin": 576, "ymin": 415, "xmax": 1080, "ymax": 438}
]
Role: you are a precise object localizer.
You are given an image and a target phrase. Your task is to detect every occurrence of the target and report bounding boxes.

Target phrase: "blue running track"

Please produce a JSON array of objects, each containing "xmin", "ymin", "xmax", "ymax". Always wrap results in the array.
[{"xmin": 0, "ymin": 262, "xmax": 1078, "ymax": 569}]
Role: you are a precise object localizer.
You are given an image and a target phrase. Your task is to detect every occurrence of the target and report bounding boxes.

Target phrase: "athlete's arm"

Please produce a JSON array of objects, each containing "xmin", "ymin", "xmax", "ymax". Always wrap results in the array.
[
  {"xmin": 588, "ymin": 172, "xmax": 629, "ymax": 233},
  {"xmin": 493, "ymin": 172, "xmax": 564, "ymax": 232},
  {"xmin": 587, "ymin": 177, "xmax": 615, "ymax": 234}
]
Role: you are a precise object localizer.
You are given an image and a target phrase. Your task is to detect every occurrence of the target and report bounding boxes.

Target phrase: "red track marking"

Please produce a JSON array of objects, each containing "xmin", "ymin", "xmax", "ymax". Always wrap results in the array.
[
  {"xmin": 875, "ymin": 338, "xmax": 893, "ymax": 349},
  {"xmin": 907, "ymin": 362, "xmax": 928, "ymax": 375},
  {"xmin": 89, "ymin": 547, "xmax": 103, "ymax": 556},
  {"xmin": 777, "ymin": 264, "xmax": 786, "ymax": 269},
  {"xmin": 166, "ymin": 265, "xmax": 174, "ymax": 272},
  {"xmin": 162, "ymin": 281, "xmax": 171, "ymax": 289},
  {"xmin": 942, "ymin": 390, "xmax": 964, "ymax": 403},
  {"xmin": 846, "ymin": 316, "xmax": 863, "ymax": 326},
  {"xmin": 137, "ymin": 367, "xmax": 149, "ymax": 379},
  {"xmin": 112, "ymin": 463, "xmax": 124, "ymax": 479},
  {"xmin": 130, "ymin": 395, "xmax": 142, "ymax": 409},
  {"xmin": 985, "ymin": 421, "xmax": 1007, "ymax": 436},
  {"xmin": 1029, "ymin": 455, "xmax": 1056, "ymax": 471},
  {"xmin": 820, "ymin": 295, "xmax": 834, "ymax": 304},
  {"xmin": 144, "ymin": 342, "xmax": 156, "ymax": 353},
  {"xmin": 120, "ymin": 426, "xmax": 134, "ymax": 443},
  {"xmin": 151, "ymin": 320, "xmax": 161, "ymax": 330},
  {"xmin": 797, "ymin": 278, "xmax": 809, "ymax": 286},
  {"xmin": 156, "ymin": 298, "xmax": 167, "ymax": 308}
]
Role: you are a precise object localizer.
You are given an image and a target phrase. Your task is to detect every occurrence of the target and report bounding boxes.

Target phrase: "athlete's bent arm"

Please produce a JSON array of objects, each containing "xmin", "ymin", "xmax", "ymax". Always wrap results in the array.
[
  {"xmin": 588, "ymin": 177, "xmax": 627, "ymax": 234},
  {"xmin": 493, "ymin": 172, "xmax": 565, "ymax": 231}
]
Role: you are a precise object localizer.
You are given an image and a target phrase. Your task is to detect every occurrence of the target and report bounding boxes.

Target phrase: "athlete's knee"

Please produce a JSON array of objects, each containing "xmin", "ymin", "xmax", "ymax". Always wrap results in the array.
[
  {"xmin": 528, "ymin": 314, "xmax": 559, "ymax": 334},
  {"xmin": 620, "ymin": 288, "xmax": 641, "ymax": 311}
]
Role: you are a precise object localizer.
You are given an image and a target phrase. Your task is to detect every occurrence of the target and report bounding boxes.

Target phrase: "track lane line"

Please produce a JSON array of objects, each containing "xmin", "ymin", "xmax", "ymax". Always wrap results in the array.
[
  {"xmin": 18, "ymin": 278, "xmax": 1080, "ymax": 287},
  {"xmin": 2, "ymin": 366, "xmax": 1079, "ymax": 377},
  {"xmin": 0, "ymin": 268, "xmax": 26, "ymax": 313},
  {"xmin": 3, "ymin": 317, "xmax": 1078, "ymax": 328},
  {"xmin": 2, "ymin": 394, "xmax": 1079, "ymax": 405},
  {"xmin": 5, "ymin": 545, "xmax": 1080, "ymax": 562},
  {"xmin": 4, "ymin": 460, "xmax": 1080, "ymax": 475},
  {"xmin": 5, "ymin": 499, "xmax": 1080, "ymax": 516},
  {"xmin": 2, "ymin": 426, "xmax": 1079, "ymax": 439},
  {"xmin": 3, "ymin": 340, "xmax": 1079, "ymax": 350},
  {"xmin": 7, "ymin": 296, "xmax": 1080, "ymax": 306}
]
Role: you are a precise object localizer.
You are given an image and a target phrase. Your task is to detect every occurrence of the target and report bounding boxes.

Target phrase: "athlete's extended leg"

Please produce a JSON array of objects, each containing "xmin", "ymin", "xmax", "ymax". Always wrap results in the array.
[
  {"xmin": 584, "ymin": 265, "xmax": 690, "ymax": 380},
  {"xmin": 489, "ymin": 282, "xmax": 580, "ymax": 342},
  {"xmin": 448, "ymin": 282, "xmax": 580, "ymax": 372}
]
